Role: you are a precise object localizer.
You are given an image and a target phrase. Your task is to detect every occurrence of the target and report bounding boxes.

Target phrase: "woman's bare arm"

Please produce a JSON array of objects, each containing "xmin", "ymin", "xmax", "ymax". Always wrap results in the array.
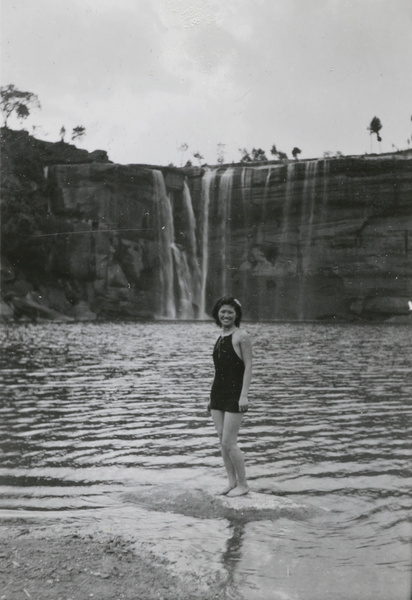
[{"xmin": 234, "ymin": 330, "xmax": 252, "ymax": 411}]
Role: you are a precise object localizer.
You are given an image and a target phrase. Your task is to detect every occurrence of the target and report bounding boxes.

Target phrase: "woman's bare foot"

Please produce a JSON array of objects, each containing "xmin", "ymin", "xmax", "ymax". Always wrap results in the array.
[
  {"xmin": 218, "ymin": 483, "xmax": 237, "ymax": 496},
  {"xmin": 227, "ymin": 485, "xmax": 249, "ymax": 497}
]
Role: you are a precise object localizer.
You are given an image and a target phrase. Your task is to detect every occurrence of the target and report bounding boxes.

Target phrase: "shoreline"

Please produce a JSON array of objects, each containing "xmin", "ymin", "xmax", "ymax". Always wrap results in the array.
[{"xmin": 0, "ymin": 520, "xmax": 224, "ymax": 600}]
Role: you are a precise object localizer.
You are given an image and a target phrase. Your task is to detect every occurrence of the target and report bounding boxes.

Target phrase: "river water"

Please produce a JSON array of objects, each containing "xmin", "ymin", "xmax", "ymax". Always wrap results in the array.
[{"xmin": 1, "ymin": 321, "xmax": 411, "ymax": 600}]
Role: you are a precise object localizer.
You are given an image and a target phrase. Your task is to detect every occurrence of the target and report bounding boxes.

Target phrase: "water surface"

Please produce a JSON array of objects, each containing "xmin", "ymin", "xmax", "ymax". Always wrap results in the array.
[{"xmin": 1, "ymin": 321, "xmax": 411, "ymax": 600}]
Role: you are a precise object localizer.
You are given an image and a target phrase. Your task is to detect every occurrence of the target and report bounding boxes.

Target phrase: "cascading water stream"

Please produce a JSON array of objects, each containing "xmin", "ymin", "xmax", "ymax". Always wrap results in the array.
[
  {"xmin": 273, "ymin": 162, "xmax": 298, "ymax": 316},
  {"xmin": 254, "ymin": 166, "xmax": 273, "ymax": 316},
  {"xmin": 279, "ymin": 162, "xmax": 297, "ymax": 268},
  {"xmin": 153, "ymin": 171, "xmax": 204, "ymax": 319},
  {"xmin": 299, "ymin": 161, "xmax": 319, "ymax": 273},
  {"xmin": 152, "ymin": 170, "xmax": 176, "ymax": 318},
  {"xmin": 154, "ymin": 160, "xmax": 327, "ymax": 321},
  {"xmin": 182, "ymin": 180, "xmax": 199, "ymax": 271},
  {"xmin": 258, "ymin": 166, "xmax": 272, "ymax": 244},
  {"xmin": 198, "ymin": 170, "xmax": 216, "ymax": 319},
  {"xmin": 297, "ymin": 161, "xmax": 319, "ymax": 319},
  {"xmin": 171, "ymin": 243, "xmax": 193, "ymax": 318},
  {"xmin": 216, "ymin": 167, "xmax": 235, "ymax": 294},
  {"xmin": 181, "ymin": 180, "xmax": 202, "ymax": 317},
  {"xmin": 241, "ymin": 167, "xmax": 253, "ymax": 302},
  {"xmin": 320, "ymin": 158, "xmax": 330, "ymax": 224}
]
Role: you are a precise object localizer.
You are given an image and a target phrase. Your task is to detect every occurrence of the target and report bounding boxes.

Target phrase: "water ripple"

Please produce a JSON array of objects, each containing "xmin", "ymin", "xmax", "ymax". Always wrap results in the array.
[{"xmin": 1, "ymin": 321, "xmax": 411, "ymax": 599}]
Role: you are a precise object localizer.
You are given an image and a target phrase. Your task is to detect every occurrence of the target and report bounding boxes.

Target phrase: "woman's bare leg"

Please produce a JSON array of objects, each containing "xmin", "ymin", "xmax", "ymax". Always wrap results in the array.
[
  {"xmin": 211, "ymin": 410, "xmax": 237, "ymax": 494},
  {"xmin": 211, "ymin": 410, "xmax": 249, "ymax": 496},
  {"xmin": 221, "ymin": 412, "xmax": 249, "ymax": 496}
]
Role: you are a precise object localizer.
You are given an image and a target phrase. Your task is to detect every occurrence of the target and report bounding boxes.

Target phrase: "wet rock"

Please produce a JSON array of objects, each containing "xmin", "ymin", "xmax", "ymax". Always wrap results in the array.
[
  {"xmin": 11, "ymin": 292, "xmax": 74, "ymax": 322},
  {"xmin": 121, "ymin": 486, "xmax": 322, "ymax": 522},
  {"xmin": 72, "ymin": 300, "xmax": 97, "ymax": 321},
  {"xmin": 361, "ymin": 295, "xmax": 411, "ymax": 316},
  {"xmin": 0, "ymin": 299, "xmax": 14, "ymax": 321},
  {"xmin": 0, "ymin": 255, "xmax": 15, "ymax": 283}
]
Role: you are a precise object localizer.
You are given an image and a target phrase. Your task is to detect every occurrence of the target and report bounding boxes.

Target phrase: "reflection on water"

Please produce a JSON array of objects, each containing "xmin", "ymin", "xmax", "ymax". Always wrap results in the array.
[{"xmin": 1, "ymin": 321, "xmax": 411, "ymax": 600}]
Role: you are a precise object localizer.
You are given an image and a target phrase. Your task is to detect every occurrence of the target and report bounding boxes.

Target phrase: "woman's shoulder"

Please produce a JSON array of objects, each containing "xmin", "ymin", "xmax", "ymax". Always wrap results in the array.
[{"xmin": 233, "ymin": 327, "xmax": 251, "ymax": 343}]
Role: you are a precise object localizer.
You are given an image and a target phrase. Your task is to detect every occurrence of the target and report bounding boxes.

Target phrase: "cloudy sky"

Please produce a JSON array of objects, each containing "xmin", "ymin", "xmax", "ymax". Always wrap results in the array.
[{"xmin": 1, "ymin": 0, "xmax": 411, "ymax": 166}]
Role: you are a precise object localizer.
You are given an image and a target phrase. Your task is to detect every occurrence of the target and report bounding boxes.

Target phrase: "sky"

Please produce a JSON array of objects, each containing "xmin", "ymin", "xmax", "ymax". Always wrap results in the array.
[{"xmin": 1, "ymin": 0, "xmax": 412, "ymax": 166}]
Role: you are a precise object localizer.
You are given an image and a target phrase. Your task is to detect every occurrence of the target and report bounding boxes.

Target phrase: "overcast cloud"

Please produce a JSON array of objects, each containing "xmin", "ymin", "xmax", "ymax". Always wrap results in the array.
[{"xmin": 1, "ymin": 0, "xmax": 411, "ymax": 165}]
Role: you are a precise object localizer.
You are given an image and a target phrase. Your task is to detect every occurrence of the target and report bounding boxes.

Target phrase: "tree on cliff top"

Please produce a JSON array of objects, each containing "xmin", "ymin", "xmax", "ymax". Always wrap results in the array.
[
  {"xmin": 193, "ymin": 152, "xmax": 204, "ymax": 166},
  {"xmin": 270, "ymin": 144, "xmax": 288, "ymax": 160},
  {"xmin": 368, "ymin": 116, "xmax": 382, "ymax": 140},
  {"xmin": 71, "ymin": 125, "xmax": 86, "ymax": 141},
  {"xmin": 217, "ymin": 142, "xmax": 225, "ymax": 164},
  {"xmin": 251, "ymin": 148, "xmax": 268, "ymax": 161},
  {"xmin": 292, "ymin": 147, "xmax": 301, "ymax": 160},
  {"xmin": 239, "ymin": 147, "xmax": 268, "ymax": 162},
  {"xmin": 368, "ymin": 116, "xmax": 382, "ymax": 152},
  {"xmin": 239, "ymin": 148, "xmax": 252, "ymax": 162},
  {"xmin": 0, "ymin": 84, "xmax": 41, "ymax": 128},
  {"xmin": 178, "ymin": 142, "xmax": 189, "ymax": 166}
]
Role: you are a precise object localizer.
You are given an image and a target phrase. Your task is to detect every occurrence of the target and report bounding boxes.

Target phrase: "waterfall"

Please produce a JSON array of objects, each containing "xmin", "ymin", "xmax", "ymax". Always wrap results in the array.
[
  {"xmin": 277, "ymin": 162, "xmax": 297, "ymax": 272},
  {"xmin": 258, "ymin": 167, "xmax": 272, "ymax": 243},
  {"xmin": 152, "ymin": 170, "xmax": 176, "ymax": 318},
  {"xmin": 274, "ymin": 162, "xmax": 298, "ymax": 316},
  {"xmin": 165, "ymin": 179, "xmax": 203, "ymax": 319},
  {"xmin": 181, "ymin": 180, "xmax": 202, "ymax": 317},
  {"xmin": 241, "ymin": 167, "xmax": 253, "ymax": 302},
  {"xmin": 299, "ymin": 161, "xmax": 319, "ymax": 273},
  {"xmin": 196, "ymin": 166, "xmax": 235, "ymax": 310},
  {"xmin": 320, "ymin": 158, "xmax": 330, "ymax": 225},
  {"xmin": 182, "ymin": 180, "xmax": 198, "ymax": 270},
  {"xmin": 264, "ymin": 167, "xmax": 272, "ymax": 198},
  {"xmin": 199, "ymin": 169, "xmax": 216, "ymax": 318},
  {"xmin": 297, "ymin": 161, "xmax": 320, "ymax": 319},
  {"xmin": 152, "ymin": 170, "xmax": 204, "ymax": 319},
  {"xmin": 152, "ymin": 160, "xmax": 326, "ymax": 321},
  {"xmin": 216, "ymin": 167, "xmax": 235, "ymax": 294},
  {"xmin": 171, "ymin": 243, "xmax": 194, "ymax": 318}
]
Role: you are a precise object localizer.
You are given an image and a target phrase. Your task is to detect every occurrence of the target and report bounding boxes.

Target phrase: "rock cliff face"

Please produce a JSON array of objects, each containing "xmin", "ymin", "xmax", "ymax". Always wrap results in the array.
[
  {"xmin": 189, "ymin": 157, "xmax": 412, "ymax": 320},
  {"xmin": 1, "ymin": 126, "xmax": 411, "ymax": 322},
  {"xmin": 45, "ymin": 155, "xmax": 412, "ymax": 321},
  {"xmin": 45, "ymin": 163, "xmax": 170, "ymax": 319}
]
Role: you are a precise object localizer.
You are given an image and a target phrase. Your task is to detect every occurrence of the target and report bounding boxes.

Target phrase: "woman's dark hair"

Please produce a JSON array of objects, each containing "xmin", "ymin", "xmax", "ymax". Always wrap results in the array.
[{"xmin": 211, "ymin": 297, "xmax": 242, "ymax": 327}]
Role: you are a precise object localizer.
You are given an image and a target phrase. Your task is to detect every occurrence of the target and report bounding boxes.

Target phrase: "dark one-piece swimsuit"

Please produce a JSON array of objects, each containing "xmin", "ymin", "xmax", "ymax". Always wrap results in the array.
[{"xmin": 210, "ymin": 333, "xmax": 245, "ymax": 413}]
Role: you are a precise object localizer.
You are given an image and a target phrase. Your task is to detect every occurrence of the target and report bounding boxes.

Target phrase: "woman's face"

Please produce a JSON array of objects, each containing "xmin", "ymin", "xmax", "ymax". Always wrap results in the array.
[{"xmin": 218, "ymin": 304, "xmax": 237, "ymax": 328}]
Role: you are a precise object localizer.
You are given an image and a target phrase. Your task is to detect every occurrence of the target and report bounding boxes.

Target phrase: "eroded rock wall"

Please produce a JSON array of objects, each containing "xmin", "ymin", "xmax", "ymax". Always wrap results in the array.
[
  {"xmin": 2, "ymin": 128, "xmax": 410, "ymax": 322},
  {"xmin": 45, "ymin": 163, "xmax": 183, "ymax": 318},
  {"xmin": 186, "ymin": 156, "xmax": 412, "ymax": 320}
]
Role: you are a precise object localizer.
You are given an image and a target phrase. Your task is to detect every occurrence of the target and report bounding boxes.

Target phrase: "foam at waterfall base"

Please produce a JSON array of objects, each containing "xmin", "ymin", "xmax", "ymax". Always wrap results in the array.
[{"xmin": 121, "ymin": 485, "xmax": 323, "ymax": 521}]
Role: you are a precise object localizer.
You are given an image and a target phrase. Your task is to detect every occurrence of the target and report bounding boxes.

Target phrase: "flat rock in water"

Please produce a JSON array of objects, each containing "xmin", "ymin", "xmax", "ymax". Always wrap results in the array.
[
  {"xmin": 121, "ymin": 487, "xmax": 320, "ymax": 521},
  {"xmin": 219, "ymin": 490, "xmax": 298, "ymax": 510}
]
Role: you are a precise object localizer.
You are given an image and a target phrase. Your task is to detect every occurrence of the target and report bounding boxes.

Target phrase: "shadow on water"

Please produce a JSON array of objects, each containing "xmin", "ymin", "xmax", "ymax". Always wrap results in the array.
[{"xmin": 222, "ymin": 521, "xmax": 246, "ymax": 599}]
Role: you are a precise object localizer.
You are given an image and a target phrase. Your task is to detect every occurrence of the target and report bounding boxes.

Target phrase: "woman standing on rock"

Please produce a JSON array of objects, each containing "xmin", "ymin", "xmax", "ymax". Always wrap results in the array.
[{"xmin": 207, "ymin": 297, "xmax": 252, "ymax": 496}]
